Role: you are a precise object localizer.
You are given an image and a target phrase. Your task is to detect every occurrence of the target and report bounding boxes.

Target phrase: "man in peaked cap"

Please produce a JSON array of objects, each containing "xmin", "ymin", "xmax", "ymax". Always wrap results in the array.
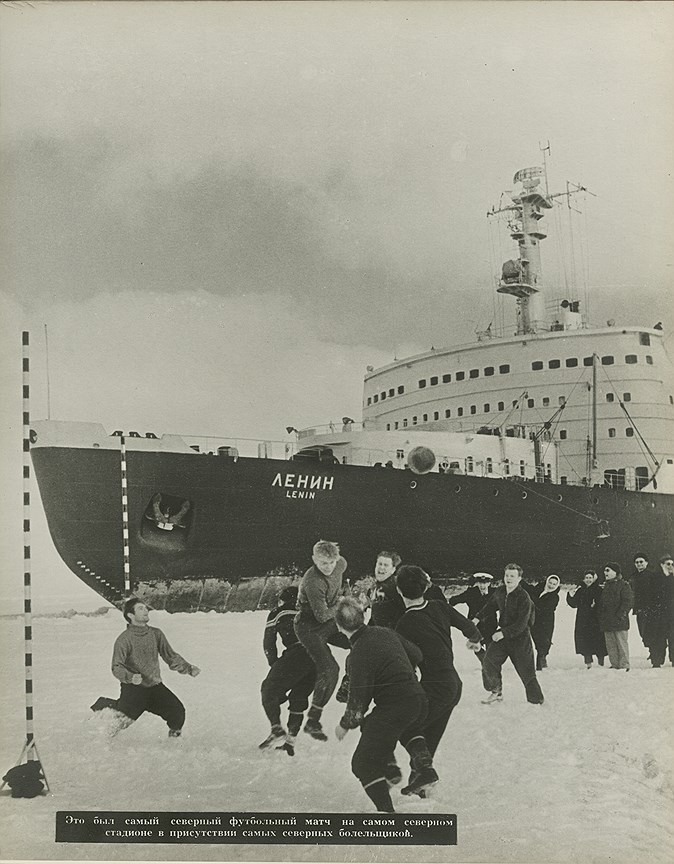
[{"xmin": 449, "ymin": 572, "xmax": 497, "ymax": 662}]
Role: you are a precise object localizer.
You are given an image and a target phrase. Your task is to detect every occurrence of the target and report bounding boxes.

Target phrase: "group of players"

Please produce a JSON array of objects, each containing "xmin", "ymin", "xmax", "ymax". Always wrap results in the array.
[
  {"xmin": 90, "ymin": 542, "xmax": 673, "ymax": 813},
  {"xmin": 257, "ymin": 541, "xmax": 544, "ymax": 813}
]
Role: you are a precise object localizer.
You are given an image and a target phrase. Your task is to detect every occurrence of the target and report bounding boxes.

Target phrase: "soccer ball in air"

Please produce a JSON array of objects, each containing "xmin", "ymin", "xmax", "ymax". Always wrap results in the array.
[{"xmin": 407, "ymin": 446, "xmax": 436, "ymax": 475}]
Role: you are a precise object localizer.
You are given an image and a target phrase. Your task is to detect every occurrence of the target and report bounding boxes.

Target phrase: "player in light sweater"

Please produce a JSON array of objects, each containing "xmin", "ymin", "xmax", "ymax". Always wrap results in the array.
[{"xmin": 91, "ymin": 597, "xmax": 200, "ymax": 737}]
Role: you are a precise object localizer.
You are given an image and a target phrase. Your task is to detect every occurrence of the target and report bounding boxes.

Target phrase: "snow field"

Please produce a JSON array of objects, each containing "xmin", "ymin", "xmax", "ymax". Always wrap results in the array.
[{"xmin": 0, "ymin": 595, "xmax": 672, "ymax": 863}]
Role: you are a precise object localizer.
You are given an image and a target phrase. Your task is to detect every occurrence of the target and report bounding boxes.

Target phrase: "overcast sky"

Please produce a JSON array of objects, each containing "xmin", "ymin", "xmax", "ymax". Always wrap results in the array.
[{"xmin": 1, "ymin": 1, "xmax": 672, "ymax": 606}]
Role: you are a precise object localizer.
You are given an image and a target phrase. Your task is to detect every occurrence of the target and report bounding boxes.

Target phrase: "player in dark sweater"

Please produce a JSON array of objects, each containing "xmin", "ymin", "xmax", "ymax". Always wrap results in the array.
[
  {"xmin": 336, "ymin": 551, "xmax": 444, "ymax": 699},
  {"xmin": 368, "ymin": 550, "xmax": 403, "ymax": 627},
  {"xmin": 477, "ymin": 563, "xmax": 544, "ymax": 705},
  {"xmin": 365, "ymin": 552, "xmax": 448, "ymax": 629},
  {"xmin": 334, "ymin": 598, "xmax": 437, "ymax": 812},
  {"xmin": 259, "ymin": 586, "xmax": 316, "ymax": 756},
  {"xmin": 294, "ymin": 540, "xmax": 350, "ymax": 740},
  {"xmin": 395, "ymin": 565, "xmax": 482, "ymax": 794}
]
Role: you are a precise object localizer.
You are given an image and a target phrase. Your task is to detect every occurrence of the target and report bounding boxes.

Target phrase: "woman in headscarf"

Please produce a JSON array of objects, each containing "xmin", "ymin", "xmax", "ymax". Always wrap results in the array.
[
  {"xmin": 530, "ymin": 574, "xmax": 561, "ymax": 670},
  {"xmin": 566, "ymin": 570, "xmax": 607, "ymax": 668}
]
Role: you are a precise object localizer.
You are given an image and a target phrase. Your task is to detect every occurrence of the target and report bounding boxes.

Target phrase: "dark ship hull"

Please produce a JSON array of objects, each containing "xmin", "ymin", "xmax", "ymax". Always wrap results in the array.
[{"xmin": 31, "ymin": 443, "xmax": 674, "ymax": 604}]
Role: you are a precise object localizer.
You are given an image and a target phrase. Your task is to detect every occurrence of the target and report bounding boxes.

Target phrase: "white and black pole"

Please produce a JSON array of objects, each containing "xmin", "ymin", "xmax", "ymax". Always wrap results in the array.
[
  {"xmin": 119, "ymin": 436, "xmax": 132, "ymax": 598},
  {"xmin": 1, "ymin": 332, "xmax": 50, "ymax": 792}
]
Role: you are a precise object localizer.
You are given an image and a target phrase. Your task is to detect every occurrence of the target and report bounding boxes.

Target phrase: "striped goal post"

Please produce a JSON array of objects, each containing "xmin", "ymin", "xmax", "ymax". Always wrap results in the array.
[{"xmin": 1, "ymin": 332, "xmax": 50, "ymax": 793}]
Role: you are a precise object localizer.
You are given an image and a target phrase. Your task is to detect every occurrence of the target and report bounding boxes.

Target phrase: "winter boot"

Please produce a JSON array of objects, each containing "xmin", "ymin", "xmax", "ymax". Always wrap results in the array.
[
  {"xmin": 335, "ymin": 674, "xmax": 350, "ymax": 703},
  {"xmin": 401, "ymin": 771, "xmax": 426, "ymax": 798},
  {"xmin": 303, "ymin": 719, "xmax": 328, "ymax": 741},
  {"xmin": 259, "ymin": 724, "xmax": 286, "ymax": 749},
  {"xmin": 403, "ymin": 737, "xmax": 439, "ymax": 795},
  {"xmin": 90, "ymin": 696, "xmax": 119, "ymax": 712},
  {"xmin": 304, "ymin": 705, "xmax": 328, "ymax": 741},
  {"xmin": 481, "ymin": 691, "xmax": 503, "ymax": 704},
  {"xmin": 287, "ymin": 711, "xmax": 304, "ymax": 738},
  {"xmin": 403, "ymin": 768, "xmax": 438, "ymax": 797},
  {"xmin": 276, "ymin": 734, "xmax": 296, "ymax": 757},
  {"xmin": 363, "ymin": 778, "xmax": 395, "ymax": 813},
  {"xmin": 384, "ymin": 759, "xmax": 403, "ymax": 787}
]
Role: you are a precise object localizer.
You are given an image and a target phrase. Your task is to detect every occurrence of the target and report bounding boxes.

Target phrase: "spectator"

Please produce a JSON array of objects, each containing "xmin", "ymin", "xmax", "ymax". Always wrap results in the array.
[
  {"xmin": 449, "ymin": 572, "xmax": 497, "ymax": 663},
  {"xmin": 530, "ymin": 575, "xmax": 562, "ymax": 670},
  {"xmin": 566, "ymin": 570, "xmax": 607, "ymax": 668},
  {"xmin": 597, "ymin": 563, "xmax": 633, "ymax": 671},
  {"xmin": 629, "ymin": 553, "xmax": 663, "ymax": 665}
]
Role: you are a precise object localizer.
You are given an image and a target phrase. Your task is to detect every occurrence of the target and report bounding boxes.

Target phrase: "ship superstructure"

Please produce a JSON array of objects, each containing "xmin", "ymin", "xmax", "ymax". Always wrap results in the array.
[{"xmin": 357, "ymin": 166, "xmax": 674, "ymax": 493}]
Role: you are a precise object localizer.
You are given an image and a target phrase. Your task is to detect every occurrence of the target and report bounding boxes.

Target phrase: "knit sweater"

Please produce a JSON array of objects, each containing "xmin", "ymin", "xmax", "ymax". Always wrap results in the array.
[
  {"xmin": 296, "ymin": 557, "xmax": 348, "ymax": 625},
  {"xmin": 396, "ymin": 600, "xmax": 481, "ymax": 691},
  {"xmin": 340, "ymin": 625, "xmax": 424, "ymax": 729},
  {"xmin": 477, "ymin": 585, "xmax": 535, "ymax": 640},
  {"xmin": 112, "ymin": 625, "xmax": 194, "ymax": 687}
]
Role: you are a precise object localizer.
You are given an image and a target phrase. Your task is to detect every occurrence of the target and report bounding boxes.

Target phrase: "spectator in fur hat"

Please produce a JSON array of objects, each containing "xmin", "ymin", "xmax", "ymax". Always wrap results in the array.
[
  {"xmin": 597, "ymin": 563, "xmax": 633, "ymax": 671},
  {"xmin": 629, "ymin": 553, "xmax": 665, "ymax": 666}
]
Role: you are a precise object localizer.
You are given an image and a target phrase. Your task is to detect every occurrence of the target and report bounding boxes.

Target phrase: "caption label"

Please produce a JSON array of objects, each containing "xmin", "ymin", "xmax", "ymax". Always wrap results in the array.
[{"xmin": 56, "ymin": 811, "xmax": 457, "ymax": 845}]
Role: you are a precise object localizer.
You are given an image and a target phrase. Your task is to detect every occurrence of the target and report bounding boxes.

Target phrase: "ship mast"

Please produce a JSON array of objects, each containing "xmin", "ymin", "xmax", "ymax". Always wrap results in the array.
[
  {"xmin": 488, "ymin": 157, "xmax": 592, "ymax": 337},
  {"xmin": 584, "ymin": 353, "xmax": 600, "ymax": 485},
  {"xmin": 489, "ymin": 166, "xmax": 552, "ymax": 335}
]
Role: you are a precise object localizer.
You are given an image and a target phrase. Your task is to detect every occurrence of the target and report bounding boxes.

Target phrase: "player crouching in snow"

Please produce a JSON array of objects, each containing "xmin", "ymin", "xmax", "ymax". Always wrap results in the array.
[
  {"xmin": 333, "ymin": 597, "xmax": 437, "ymax": 813},
  {"xmin": 259, "ymin": 586, "xmax": 316, "ymax": 756},
  {"xmin": 90, "ymin": 598, "xmax": 200, "ymax": 737}
]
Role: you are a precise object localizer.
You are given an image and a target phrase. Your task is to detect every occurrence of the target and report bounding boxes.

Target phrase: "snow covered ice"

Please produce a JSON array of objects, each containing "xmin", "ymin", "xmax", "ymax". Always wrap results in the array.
[{"xmin": 0, "ymin": 596, "xmax": 673, "ymax": 864}]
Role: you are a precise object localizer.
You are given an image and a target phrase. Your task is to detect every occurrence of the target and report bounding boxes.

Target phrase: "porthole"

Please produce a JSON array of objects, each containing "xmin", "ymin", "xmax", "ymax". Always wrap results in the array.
[
  {"xmin": 455, "ymin": 485, "xmax": 462, "ymax": 493},
  {"xmin": 493, "ymin": 489, "xmax": 499, "ymax": 497},
  {"xmin": 410, "ymin": 481, "xmax": 417, "ymax": 489},
  {"xmin": 623, "ymin": 501, "xmax": 629, "ymax": 508},
  {"xmin": 521, "ymin": 491, "xmax": 527, "ymax": 499},
  {"xmin": 593, "ymin": 497, "xmax": 599, "ymax": 505},
  {"xmin": 651, "ymin": 501, "xmax": 656, "ymax": 509},
  {"xmin": 557, "ymin": 495, "xmax": 563, "ymax": 502}
]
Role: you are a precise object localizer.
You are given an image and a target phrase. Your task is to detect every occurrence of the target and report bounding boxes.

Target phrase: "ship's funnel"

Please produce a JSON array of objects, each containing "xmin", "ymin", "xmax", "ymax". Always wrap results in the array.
[{"xmin": 408, "ymin": 446, "xmax": 436, "ymax": 475}]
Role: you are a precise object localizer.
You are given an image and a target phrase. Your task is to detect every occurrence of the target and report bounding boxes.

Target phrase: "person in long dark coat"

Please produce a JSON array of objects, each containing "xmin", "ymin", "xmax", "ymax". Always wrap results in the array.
[
  {"xmin": 655, "ymin": 554, "xmax": 674, "ymax": 667},
  {"xmin": 566, "ymin": 570, "xmax": 607, "ymax": 668},
  {"xmin": 629, "ymin": 553, "xmax": 664, "ymax": 665},
  {"xmin": 530, "ymin": 575, "xmax": 561, "ymax": 670}
]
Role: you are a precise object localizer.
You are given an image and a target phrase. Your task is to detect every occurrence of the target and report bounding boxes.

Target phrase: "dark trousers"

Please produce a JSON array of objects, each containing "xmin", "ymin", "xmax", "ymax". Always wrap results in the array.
[
  {"xmin": 351, "ymin": 695, "xmax": 427, "ymax": 789},
  {"xmin": 482, "ymin": 633, "xmax": 544, "ymax": 704},
  {"xmin": 294, "ymin": 617, "xmax": 350, "ymax": 710},
  {"xmin": 420, "ymin": 670, "xmax": 463, "ymax": 757},
  {"xmin": 662, "ymin": 612, "xmax": 674, "ymax": 665},
  {"xmin": 261, "ymin": 644, "xmax": 316, "ymax": 726},
  {"xmin": 639, "ymin": 612, "xmax": 669, "ymax": 666},
  {"xmin": 116, "ymin": 682, "xmax": 186, "ymax": 730}
]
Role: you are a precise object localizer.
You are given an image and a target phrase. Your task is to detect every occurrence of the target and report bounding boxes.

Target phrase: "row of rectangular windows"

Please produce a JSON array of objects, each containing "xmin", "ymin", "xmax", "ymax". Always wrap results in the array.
[
  {"xmin": 367, "ymin": 355, "xmax": 654, "ymax": 405},
  {"xmin": 531, "ymin": 354, "xmax": 652, "ymax": 371},
  {"xmin": 385, "ymin": 412, "xmax": 636, "ymax": 438}
]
